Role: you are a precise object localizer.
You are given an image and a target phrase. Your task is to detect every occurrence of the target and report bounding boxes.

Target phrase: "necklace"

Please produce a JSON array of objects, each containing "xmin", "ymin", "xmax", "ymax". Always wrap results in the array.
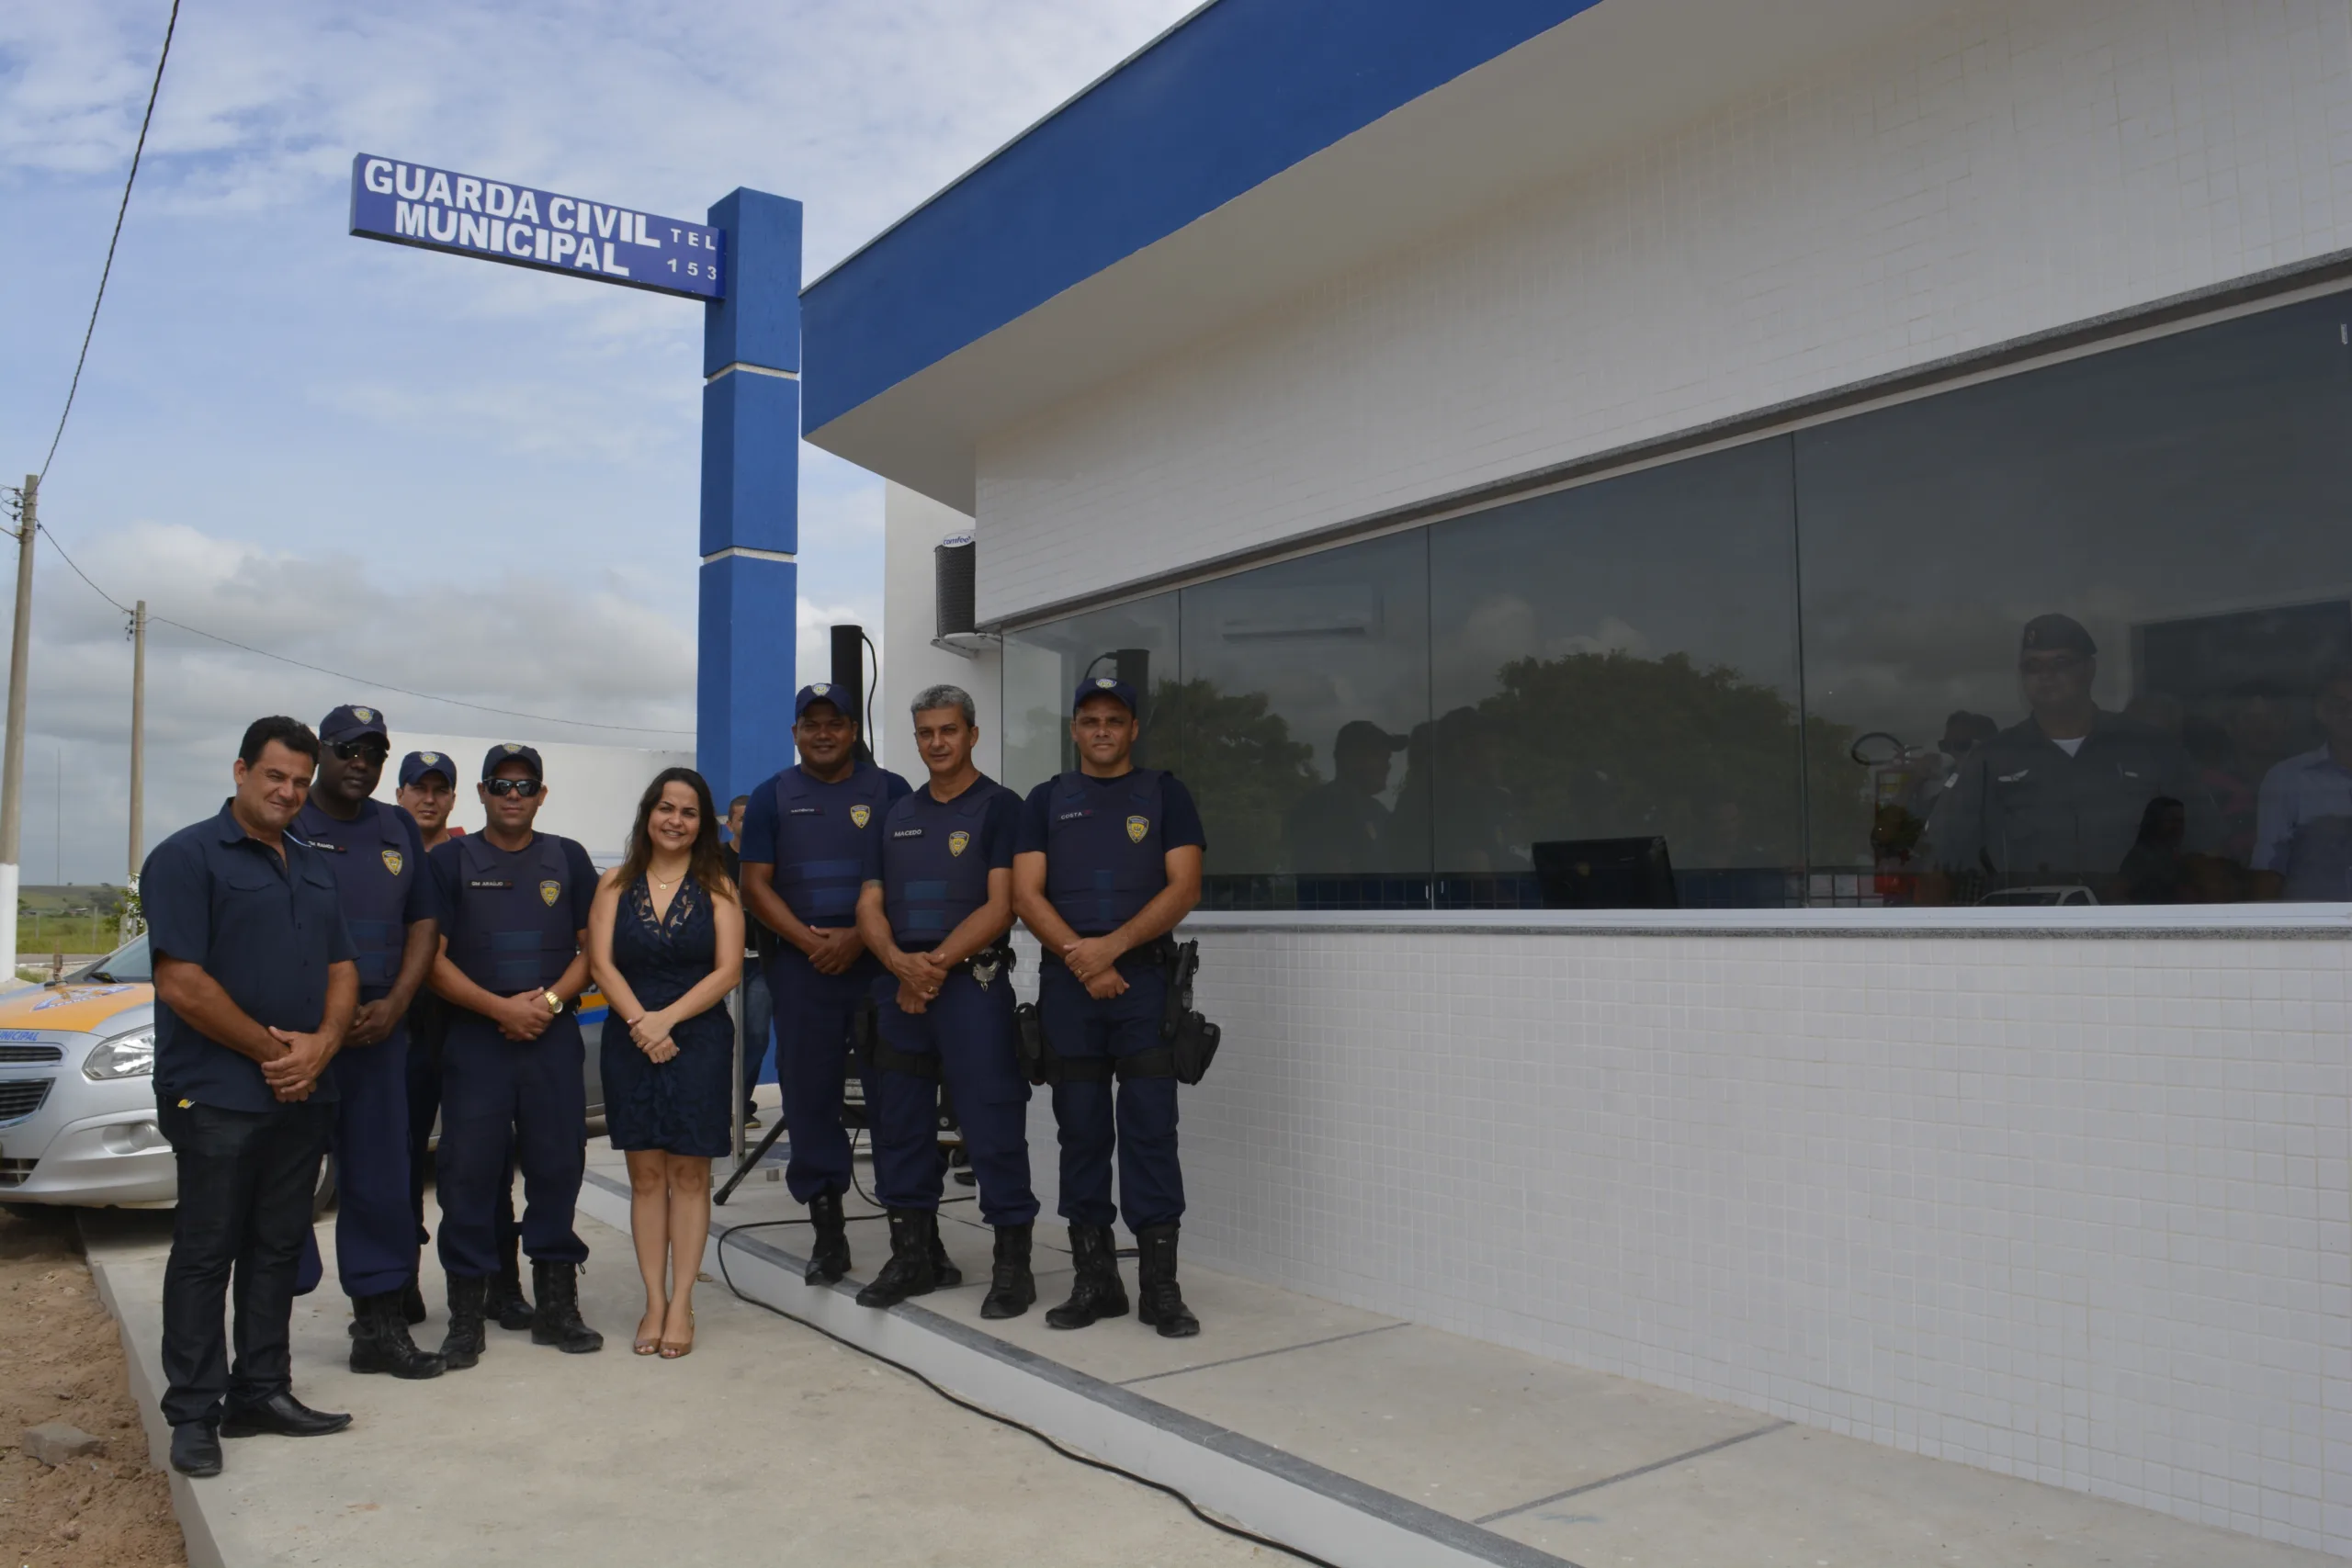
[{"xmin": 649, "ymin": 867, "xmax": 684, "ymax": 888}]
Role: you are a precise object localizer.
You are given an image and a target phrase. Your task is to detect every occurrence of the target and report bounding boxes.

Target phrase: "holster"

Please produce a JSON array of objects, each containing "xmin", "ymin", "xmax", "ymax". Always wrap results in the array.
[
  {"xmin": 857, "ymin": 994, "xmax": 939, "ymax": 1080},
  {"xmin": 1158, "ymin": 939, "xmax": 1221, "ymax": 1085},
  {"xmin": 1014, "ymin": 998, "xmax": 1111, "ymax": 1088},
  {"xmin": 1028, "ymin": 938, "xmax": 1218, "ymax": 1087}
]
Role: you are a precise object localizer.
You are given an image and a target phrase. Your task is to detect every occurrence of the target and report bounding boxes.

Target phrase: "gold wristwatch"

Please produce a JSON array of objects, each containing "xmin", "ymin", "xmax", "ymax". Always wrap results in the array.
[{"xmin": 541, "ymin": 990, "xmax": 563, "ymax": 1017}]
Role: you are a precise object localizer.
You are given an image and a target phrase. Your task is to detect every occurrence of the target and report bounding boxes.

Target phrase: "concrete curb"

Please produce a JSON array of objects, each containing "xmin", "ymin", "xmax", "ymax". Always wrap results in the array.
[
  {"xmin": 82, "ymin": 1221, "xmax": 232, "ymax": 1568},
  {"xmin": 579, "ymin": 1170, "xmax": 1577, "ymax": 1568}
]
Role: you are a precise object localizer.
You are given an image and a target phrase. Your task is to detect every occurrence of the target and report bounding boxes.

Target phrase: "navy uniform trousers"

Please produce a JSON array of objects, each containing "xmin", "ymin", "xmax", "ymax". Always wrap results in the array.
[
  {"xmin": 1039, "ymin": 960, "xmax": 1183, "ymax": 1231},
  {"xmin": 867, "ymin": 970, "xmax": 1038, "ymax": 1228},
  {"xmin": 767, "ymin": 948, "xmax": 875, "ymax": 1203},
  {"xmin": 404, "ymin": 992, "xmax": 519, "ymax": 1254},
  {"xmin": 435, "ymin": 1009, "xmax": 588, "ymax": 1278},
  {"xmin": 325, "ymin": 1012, "xmax": 419, "ymax": 1297}
]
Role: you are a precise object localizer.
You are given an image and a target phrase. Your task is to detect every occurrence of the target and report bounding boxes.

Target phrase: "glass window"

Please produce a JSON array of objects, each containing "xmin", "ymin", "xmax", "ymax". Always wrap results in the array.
[
  {"xmin": 1000, "ymin": 592, "xmax": 1179, "ymax": 796},
  {"xmin": 1178, "ymin": 531, "xmax": 1431, "ymax": 908},
  {"xmin": 1428, "ymin": 438, "xmax": 1810, "ymax": 908},
  {"xmin": 1794, "ymin": 291, "xmax": 2352, "ymax": 906}
]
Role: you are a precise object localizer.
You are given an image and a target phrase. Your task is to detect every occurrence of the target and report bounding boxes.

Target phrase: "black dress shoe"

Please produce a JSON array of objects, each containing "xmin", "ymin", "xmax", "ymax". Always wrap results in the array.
[
  {"xmin": 219, "ymin": 1391, "xmax": 353, "ymax": 1439},
  {"xmin": 170, "ymin": 1421, "xmax": 222, "ymax": 1477}
]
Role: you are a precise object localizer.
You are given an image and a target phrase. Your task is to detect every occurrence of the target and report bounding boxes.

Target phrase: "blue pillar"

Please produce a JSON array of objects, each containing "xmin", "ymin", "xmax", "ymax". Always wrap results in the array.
[{"xmin": 697, "ymin": 188, "xmax": 803, "ymax": 802}]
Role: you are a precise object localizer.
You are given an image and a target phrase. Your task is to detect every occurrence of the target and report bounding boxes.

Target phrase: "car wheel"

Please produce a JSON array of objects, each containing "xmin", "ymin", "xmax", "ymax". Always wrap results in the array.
[{"xmin": 312, "ymin": 1153, "xmax": 338, "ymax": 1217}]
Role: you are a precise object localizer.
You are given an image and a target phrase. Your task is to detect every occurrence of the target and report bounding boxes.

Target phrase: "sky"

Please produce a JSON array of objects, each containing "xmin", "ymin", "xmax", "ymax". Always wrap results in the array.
[{"xmin": 0, "ymin": 0, "xmax": 1197, "ymax": 886}]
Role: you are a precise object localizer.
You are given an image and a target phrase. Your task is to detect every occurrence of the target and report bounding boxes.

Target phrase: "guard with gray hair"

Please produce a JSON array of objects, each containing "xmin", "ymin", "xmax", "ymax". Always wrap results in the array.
[{"xmin": 851, "ymin": 683, "xmax": 1039, "ymax": 1315}]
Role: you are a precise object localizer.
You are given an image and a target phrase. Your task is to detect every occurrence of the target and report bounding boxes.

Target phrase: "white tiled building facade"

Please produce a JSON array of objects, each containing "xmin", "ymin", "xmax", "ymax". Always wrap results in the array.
[{"xmin": 867, "ymin": 0, "xmax": 2352, "ymax": 1554}]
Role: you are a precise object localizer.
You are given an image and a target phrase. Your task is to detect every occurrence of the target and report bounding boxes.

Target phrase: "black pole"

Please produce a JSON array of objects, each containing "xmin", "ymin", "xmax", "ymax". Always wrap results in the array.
[{"xmin": 831, "ymin": 622, "xmax": 872, "ymax": 764}]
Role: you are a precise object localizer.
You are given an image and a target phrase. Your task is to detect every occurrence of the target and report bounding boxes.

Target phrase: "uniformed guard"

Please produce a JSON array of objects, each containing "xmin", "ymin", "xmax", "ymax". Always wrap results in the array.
[
  {"xmin": 292, "ymin": 706, "xmax": 444, "ymax": 1379},
  {"xmin": 853, "ymin": 684, "xmax": 1037, "ymax": 1314},
  {"xmin": 395, "ymin": 750, "xmax": 532, "ymax": 1333},
  {"xmin": 1921, "ymin": 614, "xmax": 2219, "ymax": 904},
  {"xmin": 1012, "ymin": 676, "xmax": 1208, "ymax": 1337},
  {"xmin": 737, "ymin": 684, "xmax": 911, "ymax": 1283},
  {"xmin": 425, "ymin": 744, "xmax": 604, "ymax": 1363}
]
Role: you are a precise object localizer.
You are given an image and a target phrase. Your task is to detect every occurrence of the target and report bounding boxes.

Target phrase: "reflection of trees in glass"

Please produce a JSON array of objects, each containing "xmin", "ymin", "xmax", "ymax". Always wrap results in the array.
[
  {"xmin": 1148, "ymin": 677, "xmax": 1317, "ymax": 873},
  {"xmin": 1476, "ymin": 649, "xmax": 1864, "ymax": 867}
]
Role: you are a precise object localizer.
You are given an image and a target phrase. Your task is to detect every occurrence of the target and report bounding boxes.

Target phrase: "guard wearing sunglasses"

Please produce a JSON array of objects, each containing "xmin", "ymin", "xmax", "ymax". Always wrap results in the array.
[
  {"xmin": 425, "ymin": 744, "xmax": 604, "ymax": 1364},
  {"xmin": 290, "ymin": 705, "xmax": 445, "ymax": 1378}
]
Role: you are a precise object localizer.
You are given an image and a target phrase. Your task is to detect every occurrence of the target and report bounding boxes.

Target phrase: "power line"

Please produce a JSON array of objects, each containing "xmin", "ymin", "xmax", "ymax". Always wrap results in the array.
[
  {"xmin": 41, "ymin": 0, "xmax": 181, "ymax": 482},
  {"xmin": 34, "ymin": 525, "xmax": 694, "ymax": 738}
]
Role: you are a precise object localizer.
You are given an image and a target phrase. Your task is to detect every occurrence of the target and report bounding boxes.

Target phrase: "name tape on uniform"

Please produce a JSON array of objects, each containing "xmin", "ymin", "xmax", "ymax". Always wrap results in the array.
[{"xmin": 348, "ymin": 154, "xmax": 724, "ymax": 301}]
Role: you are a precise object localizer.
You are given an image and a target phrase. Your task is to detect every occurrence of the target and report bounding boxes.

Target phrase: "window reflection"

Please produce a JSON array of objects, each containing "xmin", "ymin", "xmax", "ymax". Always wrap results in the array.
[
  {"xmin": 1001, "ymin": 593, "xmax": 1179, "ymax": 794},
  {"xmin": 1426, "ymin": 439, "xmax": 1811, "ymax": 908}
]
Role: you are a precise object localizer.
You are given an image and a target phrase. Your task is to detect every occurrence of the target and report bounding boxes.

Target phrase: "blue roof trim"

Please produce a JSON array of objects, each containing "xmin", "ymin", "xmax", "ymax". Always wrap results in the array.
[{"xmin": 802, "ymin": 0, "xmax": 1604, "ymax": 434}]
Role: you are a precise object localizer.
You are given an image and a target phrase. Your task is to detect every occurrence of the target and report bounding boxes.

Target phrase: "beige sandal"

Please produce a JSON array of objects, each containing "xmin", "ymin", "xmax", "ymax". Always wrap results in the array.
[{"xmin": 659, "ymin": 1308, "xmax": 695, "ymax": 1359}]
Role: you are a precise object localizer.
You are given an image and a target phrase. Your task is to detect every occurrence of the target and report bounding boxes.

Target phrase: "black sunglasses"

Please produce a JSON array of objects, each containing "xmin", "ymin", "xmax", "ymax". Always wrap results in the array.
[
  {"xmin": 483, "ymin": 778, "xmax": 543, "ymax": 797},
  {"xmin": 331, "ymin": 740, "xmax": 390, "ymax": 762}
]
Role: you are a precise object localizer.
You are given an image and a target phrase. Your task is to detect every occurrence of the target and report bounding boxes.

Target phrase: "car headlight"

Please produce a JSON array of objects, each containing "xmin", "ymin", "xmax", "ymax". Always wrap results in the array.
[{"xmin": 83, "ymin": 1026, "xmax": 156, "ymax": 1081}]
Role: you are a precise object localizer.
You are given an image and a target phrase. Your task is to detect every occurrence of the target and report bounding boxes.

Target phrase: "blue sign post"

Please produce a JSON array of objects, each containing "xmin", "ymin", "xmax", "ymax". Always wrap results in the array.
[{"xmin": 349, "ymin": 155, "xmax": 799, "ymax": 803}]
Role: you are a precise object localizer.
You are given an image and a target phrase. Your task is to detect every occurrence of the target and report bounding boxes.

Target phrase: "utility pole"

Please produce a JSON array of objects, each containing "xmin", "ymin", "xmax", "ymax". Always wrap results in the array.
[
  {"xmin": 127, "ymin": 600, "xmax": 144, "ymax": 889},
  {"xmin": 0, "ymin": 474, "xmax": 35, "ymax": 983}
]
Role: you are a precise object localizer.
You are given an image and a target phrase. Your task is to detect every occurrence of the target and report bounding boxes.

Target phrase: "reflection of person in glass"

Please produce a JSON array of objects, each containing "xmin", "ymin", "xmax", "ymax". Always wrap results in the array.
[
  {"xmin": 2252, "ymin": 665, "xmax": 2352, "ymax": 900},
  {"xmin": 1284, "ymin": 721, "xmax": 1407, "ymax": 874},
  {"xmin": 1920, "ymin": 614, "xmax": 2216, "ymax": 903},
  {"xmin": 1422, "ymin": 706, "xmax": 1529, "ymax": 874}
]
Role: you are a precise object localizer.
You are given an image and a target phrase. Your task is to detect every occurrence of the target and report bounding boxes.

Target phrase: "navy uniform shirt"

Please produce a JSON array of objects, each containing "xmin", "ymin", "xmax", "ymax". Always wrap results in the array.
[
  {"xmin": 863, "ymin": 778, "xmax": 1022, "ymax": 946},
  {"xmin": 141, "ymin": 801, "xmax": 357, "ymax": 1112},
  {"xmin": 738, "ymin": 761, "xmax": 913, "ymax": 868},
  {"xmin": 1921, "ymin": 713, "xmax": 2217, "ymax": 895},
  {"xmin": 291, "ymin": 796, "xmax": 436, "ymax": 984},
  {"xmin": 425, "ymin": 831, "xmax": 600, "ymax": 970},
  {"xmin": 1016, "ymin": 772, "xmax": 1207, "ymax": 857}
]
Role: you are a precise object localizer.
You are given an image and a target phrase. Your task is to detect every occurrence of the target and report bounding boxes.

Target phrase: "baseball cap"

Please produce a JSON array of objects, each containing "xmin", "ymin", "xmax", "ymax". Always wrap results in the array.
[
  {"xmin": 794, "ymin": 682, "xmax": 854, "ymax": 722},
  {"xmin": 2019, "ymin": 614, "xmax": 2097, "ymax": 658},
  {"xmin": 1334, "ymin": 719, "xmax": 1408, "ymax": 755},
  {"xmin": 319, "ymin": 704, "xmax": 390, "ymax": 746},
  {"xmin": 481, "ymin": 742, "xmax": 545, "ymax": 781},
  {"xmin": 398, "ymin": 750, "xmax": 456, "ymax": 789},
  {"xmin": 1073, "ymin": 676, "xmax": 1136, "ymax": 716}
]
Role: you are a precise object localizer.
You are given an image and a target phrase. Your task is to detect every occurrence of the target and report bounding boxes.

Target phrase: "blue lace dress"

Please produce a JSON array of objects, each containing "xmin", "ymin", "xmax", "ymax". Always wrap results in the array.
[{"xmin": 601, "ymin": 874, "xmax": 734, "ymax": 1157}]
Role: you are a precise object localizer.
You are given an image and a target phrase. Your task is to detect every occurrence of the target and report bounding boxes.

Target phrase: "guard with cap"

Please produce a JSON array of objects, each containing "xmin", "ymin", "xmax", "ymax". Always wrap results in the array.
[
  {"xmin": 395, "ymin": 750, "xmax": 532, "ymax": 1333},
  {"xmin": 425, "ymin": 744, "xmax": 604, "ymax": 1364},
  {"xmin": 737, "ymin": 683, "xmax": 911, "ymax": 1284},
  {"xmin": 1012, "ymin": 675, "xmax": 1208, "ymax": 1337},
  {"xmin": 852, "ymin": 683, "xmax": 1036, "ymax": 1314},
  {"xmin": 1922, "ymin": 614, "xmax": 2218, "ymax": 904},
  {"xmin": 291, "ymin": 707, "xmax": 445, "ymax": 1379}
]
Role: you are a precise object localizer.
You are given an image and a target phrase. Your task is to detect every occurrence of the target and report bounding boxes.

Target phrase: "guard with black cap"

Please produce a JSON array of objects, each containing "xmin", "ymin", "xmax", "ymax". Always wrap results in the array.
[
  {"xmin": 1012, "ymin": 675, "xmax": 1209, "ymax": 1337},
  {"xmin": 290, "ymin": 706, "xmax": 444, "ymax": 1379},
  {"xmin": 852, "ymin": 683, "xmax": 1035, "ymax": 1314},
  {"xmin": 1922, "ymin": 613, "xmax": 2217, "ymax": 904},
  {"xmin": 425, "ymin": 744, "xmax": 604, "ymax": 1364},
  {"xmin": 737, "ymin": 683, "xmax": 911, "ymax": 1284}
]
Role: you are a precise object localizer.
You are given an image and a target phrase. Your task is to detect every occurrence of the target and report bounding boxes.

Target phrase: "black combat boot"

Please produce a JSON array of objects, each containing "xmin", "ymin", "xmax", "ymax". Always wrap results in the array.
[
  {"xmin": 349, "ymin": 1291, "xmax": 447, "ymax": 1379},
  {"xmin": 932, "ymin": 1219, "xmax": 963, "ymax": 1288},
  {"xmin": 805, "ymin": 1190, "xmax": 852, "ymax": 1285},
  {"xmin": 1135, "ymin": 1224, "xmax": 1200, "ymax": 1338},
  {"xmin": 530, "ymin": 1260, "xmax": 605, "ymax": 1353},
  {"xmin": 439, "ymin": 1275, "xmax": 489, "ymax": 1371},
  {"xmin": 401, "ymin": 1277, "xmax": 427, "ymax": 1325},
  {"xmin": 854, "ymin": 1208, "xmax": 939, "ymax": 1308},
  {"xmin": 979, "ymin": 1223, "xmax": 1035, "ymax": 1320},
  {"xmin": 1044, "ymin": 1224, "xmax": 1128, "ymax": 1330},
  {"xmin": 490, "ymin": 1233, "xmax": 534, "ymax": 1331}
]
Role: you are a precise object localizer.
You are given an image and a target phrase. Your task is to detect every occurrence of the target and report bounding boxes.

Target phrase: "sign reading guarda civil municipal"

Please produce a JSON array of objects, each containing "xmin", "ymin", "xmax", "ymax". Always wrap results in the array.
[{"xmin": 347, "ymin": 154, "xmax": 725, "ymax": 300}]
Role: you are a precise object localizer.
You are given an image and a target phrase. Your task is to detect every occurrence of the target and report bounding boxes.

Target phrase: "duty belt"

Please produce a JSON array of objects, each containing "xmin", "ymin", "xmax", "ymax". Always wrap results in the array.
[{"xmin": 1040, "ymin": 934, "xmax": 1177, "ymax": 971}]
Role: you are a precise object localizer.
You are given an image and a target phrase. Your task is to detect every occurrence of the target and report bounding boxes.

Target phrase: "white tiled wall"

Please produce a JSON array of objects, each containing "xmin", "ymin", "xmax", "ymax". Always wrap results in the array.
[
  {"xmin": 1029, "ymin": 928, "xmax": 2346, "ymax": 1557},
  {"xmin": 973, "ymin": 0, "xmax": 2352, "ymax": 623}
]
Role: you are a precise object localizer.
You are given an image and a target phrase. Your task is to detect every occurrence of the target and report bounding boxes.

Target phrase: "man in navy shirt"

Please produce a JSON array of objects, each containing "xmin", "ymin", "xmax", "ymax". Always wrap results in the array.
[
  {"xmin": 854, "ymin": 684, "xmax": 1037, "ymax": 1314},
  {"xmin": 1012, "ymin": 677, "xmax": 1207, "ymax": 1337},
  {"xmin": 292, "ymin": 705, "xmax": 443, "ymax": 1380},
  {"xmin": 425, "ymin": 744, "xmax": 604, "ymax": 1365},
  {"xmin": 738, "ymin": 683, "xmax": 910, "ymax": 1283},
  {"xmin": 144, "ymin": 716, "xmax": 359, "ymax": 1478}
]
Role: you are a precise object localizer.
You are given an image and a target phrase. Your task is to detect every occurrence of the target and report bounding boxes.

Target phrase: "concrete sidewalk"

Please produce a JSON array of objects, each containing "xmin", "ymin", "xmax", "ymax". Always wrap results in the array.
[{"xmin": 84, "ymin": 1202, "xmax": 1271, "ymax": 1568}]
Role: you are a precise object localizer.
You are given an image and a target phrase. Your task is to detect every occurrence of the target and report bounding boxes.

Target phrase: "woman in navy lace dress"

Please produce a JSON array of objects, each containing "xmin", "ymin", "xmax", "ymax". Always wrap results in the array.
[{"xmin": 587, "ymin": 768, "xmax": 742, "ymax": 1359}]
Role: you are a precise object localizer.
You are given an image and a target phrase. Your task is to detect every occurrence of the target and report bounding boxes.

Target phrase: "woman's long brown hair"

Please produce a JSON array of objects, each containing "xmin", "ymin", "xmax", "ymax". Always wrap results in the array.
[{"xmin": 616, "ymin": 767, "xmax": 737, "ymax": 902}]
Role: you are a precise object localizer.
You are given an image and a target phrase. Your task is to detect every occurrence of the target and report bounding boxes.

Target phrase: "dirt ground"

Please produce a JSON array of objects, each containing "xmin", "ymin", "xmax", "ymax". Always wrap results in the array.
[{"xmin": 0, "ymin": 1207, "xmax": 186, "ymax": 1568}]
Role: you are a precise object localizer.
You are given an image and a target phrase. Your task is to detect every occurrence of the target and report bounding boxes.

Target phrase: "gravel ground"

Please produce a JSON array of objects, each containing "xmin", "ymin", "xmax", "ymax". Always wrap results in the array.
[{"xmin": 0, "ymin": 1206, "xmax": 186, "ymax": 1568}]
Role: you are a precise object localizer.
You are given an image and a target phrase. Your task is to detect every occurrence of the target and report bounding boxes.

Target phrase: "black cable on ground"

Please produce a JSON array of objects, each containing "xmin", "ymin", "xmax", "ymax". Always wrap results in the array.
[{"xmin": 711, "ymin": 1227, "xmax": 1338, "ymax": 1568}]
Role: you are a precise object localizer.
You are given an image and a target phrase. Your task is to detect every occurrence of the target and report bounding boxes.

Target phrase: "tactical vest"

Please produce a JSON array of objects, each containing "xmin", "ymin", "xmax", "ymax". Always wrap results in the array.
[
  {"xmin": 1044, "ymin": 769, "xmax": 1168, "ymax": 935},
  {"xmin": 445, "ymin": 832, "xmax": 580, "ymax": 993},
  {"xmin": 879, "ymin": 780, "xmax": 1003, "ymax": 950},
  {"xmin": 770, "ymin": 762, "xmax": 899, "ymax": 926},
  {"xmin": 293, "ymin": 799, "xmax": 416, "ymax": 994}
]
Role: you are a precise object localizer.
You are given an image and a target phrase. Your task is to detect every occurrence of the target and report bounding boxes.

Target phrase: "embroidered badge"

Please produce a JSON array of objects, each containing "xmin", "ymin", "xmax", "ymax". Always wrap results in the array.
[
  {"xmin": 851, "ymin": 804, "xmax": 871, "ymax": 829},
  {"xmin": 1096, "ymin": 677, "xmax": 1117, "ymax": 689},
  {"xmin": 354, "ymin": 706, "xmax": 374, "ymax": 723},
  {"xmin": 811, "ymin": 682, "xmax": 830, "ymax": 695},
  {"xmin": 948, "ymin": 830, "xmax": 970, "ymax": 857},
  {"xmin": 539, "ymin": 879, "xmax": 561, "ymax": 907},
  {"xmin": 381, "ymin": 849, "xmax": 403, "ymax": 876},
  {"xmin": 1126, "ymin": 815, "xmax": 1149, "ymax": 843},
  {"xmin": 421, "ymin": 751, "xmax": 439, "ymax": 764},
  {"xmin": 503, "ymin": 742, "xmax": 523, "ymax": 754}
]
